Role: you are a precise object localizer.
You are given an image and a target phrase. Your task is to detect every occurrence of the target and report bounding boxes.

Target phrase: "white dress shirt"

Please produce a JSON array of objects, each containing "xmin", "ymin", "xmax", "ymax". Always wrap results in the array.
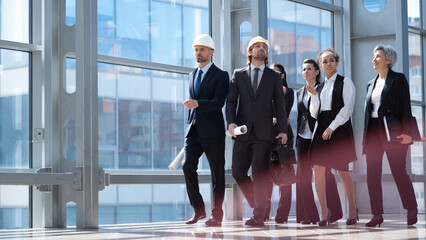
[
  {"xmin": 196, "ymin": 61, "xmax": 213, "ymax": 83},
  {"xmin": 370, "ymin": 78, "xmax": 385, "ymax": 118},
  {"xmin": 310, "ymin": 72, "xmax": 356, "ymax": 131},
  {"xmin": 298, "ymin": 91, "xmax": 314, "ymax": 139},
  {"xmin": 249, "ymin": 63, "xmax": 265, "ymax": 88}
]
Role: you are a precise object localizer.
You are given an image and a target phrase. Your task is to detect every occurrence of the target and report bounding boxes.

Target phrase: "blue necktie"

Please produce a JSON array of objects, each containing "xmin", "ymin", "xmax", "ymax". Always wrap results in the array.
[
  {"xmin": 253, "ymin": 67, "xmax": 260, "ymax": 94},
  {"xmin": 195, "ymin": 69, "xmax": 203, "ymax": 96}
]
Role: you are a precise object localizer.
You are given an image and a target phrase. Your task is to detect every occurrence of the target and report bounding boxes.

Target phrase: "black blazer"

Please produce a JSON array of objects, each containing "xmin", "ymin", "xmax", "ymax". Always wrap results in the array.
[
  {"xmin": 185, "ymin": 63, "xmax": 229, "ymax": 139},
  {"xmin": 296, "ymin": 86, "xmax": 316, "ymax": 136},
  {"xmin": 362, "ymin": 69, "xmax": 412, "ymax": 153},
  {"xmin": 226, "ymin": 65, "xmax": 287, "ymax": 142}
]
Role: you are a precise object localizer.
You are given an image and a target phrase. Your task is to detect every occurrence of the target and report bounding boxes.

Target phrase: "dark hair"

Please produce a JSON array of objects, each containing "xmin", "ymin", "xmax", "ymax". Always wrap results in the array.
[
  {"xmin": 303, "ymin": 58, "xmax": 321, "ymax": 83},
  {"xmin": 271, "ymin": 63, "xmax": 288, "ymax": 88},
  {"xmin": 317, "ymin": 48, "xmax": 340, "ymax": 65}
]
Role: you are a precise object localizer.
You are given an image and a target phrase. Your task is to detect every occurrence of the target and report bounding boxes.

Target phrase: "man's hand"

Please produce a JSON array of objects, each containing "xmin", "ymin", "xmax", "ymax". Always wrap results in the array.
[
  {"xmin": 228, "ymin": 123, "xmax": 238, "ymax": 138},
  {"xmin": 276, "ymin": 133, "xmax": 287, "ymax": 145},
  {"xmin": 183, "ymin": 99, "xmax": 199, "ymax": 109},
  {"xmin": 397, "ymin": 134, "xmax": 412, "ymax": 144}
]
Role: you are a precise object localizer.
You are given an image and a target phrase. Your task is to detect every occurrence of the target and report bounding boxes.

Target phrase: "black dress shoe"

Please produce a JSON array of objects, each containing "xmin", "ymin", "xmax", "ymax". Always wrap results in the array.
[
  {"xmin": 205, "ymin": 218, "xmax": 222, "ymax": 226},
  {"xmin": 186, "ymin": 212, "xmax": 206, "ymax": 224},
  {"xmin": 407, "ymin": 208, "xmax": 418, "ymax": 225},
  {"xmin": 275, "ymin": 216, "xmax": 288, "ymax": 224},
  {"xmin": 245, "ymin": 217, "xmax": 265, "ymax": 227}
]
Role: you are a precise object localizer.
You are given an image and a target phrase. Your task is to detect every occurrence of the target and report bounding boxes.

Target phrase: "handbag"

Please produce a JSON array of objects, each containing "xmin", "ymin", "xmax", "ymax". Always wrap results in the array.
[{"xmin": 269, "ymin": 140, "xmax": 297, "ymax": 186}]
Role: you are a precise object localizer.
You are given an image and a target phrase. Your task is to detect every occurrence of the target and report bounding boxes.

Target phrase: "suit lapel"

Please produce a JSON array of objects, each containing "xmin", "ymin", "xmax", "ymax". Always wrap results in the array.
[
  {"xmin": 298, "ymin": 87, "xmax": 308, "ymax": 112},
  {"xmin": 379, "ymin": 69, "xmax": 396, "ymax": 107},
  {"xmin": 198, "ymin": 64, "xmax": 217, "ymax": 96},
  {"xmin": 255, "ymin": 67, "xmax": 270, "ymax": 97},
  {"xmin": 242, "ymin": 66, "xmax": 255, "ymax": 98},
  {"xmin": 189, "ymin": 68, "xmax": 197, "ymax": 99}
]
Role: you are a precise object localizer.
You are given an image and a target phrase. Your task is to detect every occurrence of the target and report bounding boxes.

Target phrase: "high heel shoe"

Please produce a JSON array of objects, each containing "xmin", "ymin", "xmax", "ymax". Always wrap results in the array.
[
  {"xmin": 318, "ymin": 210, "xmax": 330, "ymax": 227},
  {"xmin": 365, "ymin": 215, "xmax": 384, "ymax": 227},
  {"xmin": 407, "ymin": 208, "xmax": 418, "ymax": 225},
  {"xmin": 346, "ymin": 209, "xmax": 359, "ymax": 225}
]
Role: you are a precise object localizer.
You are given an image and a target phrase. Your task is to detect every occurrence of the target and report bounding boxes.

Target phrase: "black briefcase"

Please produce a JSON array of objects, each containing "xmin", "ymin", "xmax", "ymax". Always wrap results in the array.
[{"xmin": 269, "ymin": 141, "xmax": 297, "ymax": 186}]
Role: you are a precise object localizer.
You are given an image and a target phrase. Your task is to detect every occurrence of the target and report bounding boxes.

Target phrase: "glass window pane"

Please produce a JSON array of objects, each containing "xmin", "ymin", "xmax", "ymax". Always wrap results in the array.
[
  {"xmin": 65, "ymin": 58, "xmax": 76, "ymax": 93},
  {"xmin": 408, "ymin": 33, "xmax": 422, "ymax": 101},
  {"xmin": 0, "ymin": 0, "xmax": 29, "ymax": 43},
  {"xmin": 99, "ymin": 184, "xmax": 212, "ymax": 223},
  {"xmin": 408, "ymin": 0, "xmax": 420, "ymax": 28},
  {"xmin": 411, "ymin": 106, "xmax": 423, "ymax": 174},
  {"xmin": 362, "ymin": 0, "xmax": 387, "ymax": 13},
  {"xmin": 0, "ymin": 186, "xmax": 29, "ymax": 228},
  {"xmin": 268, "ymin": 0, "xmax": 332, "ymax": 84},
  {"xmin": 240, "ymin": 21, "xmax": 252, "ymax": 55},
  {"xmin": 99, "ymin": 65, "xmax": 188, "ymax": 170},
  {"xmin": 413, "ymin": 183, "xmax": 424, "ymax": 213},
  {"xmin": 97, "ymin": 0, "xmax": 209, "ymax": 66},
  {"xmin": 66, "ymin": 0, "xmax": 76, "ymax": 26},
  {"xmin": 0, "ymin": 50, "xmax": 30, "ymax": 168}
]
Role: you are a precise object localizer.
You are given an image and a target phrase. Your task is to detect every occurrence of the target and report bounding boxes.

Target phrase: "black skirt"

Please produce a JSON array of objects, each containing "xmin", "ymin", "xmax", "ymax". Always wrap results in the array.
[{"xmin": 309, "ymin": 111, "xmax": 356, "ymax": 171}]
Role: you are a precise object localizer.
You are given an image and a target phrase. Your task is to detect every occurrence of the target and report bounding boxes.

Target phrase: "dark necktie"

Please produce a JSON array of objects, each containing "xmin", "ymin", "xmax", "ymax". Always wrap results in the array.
[
  {"xmin": 195, "ymin": 69, "xmax": 203, "ymax": 96},
  {"xmin": 253, "ymin": 67, "xmax": 260, "ymax": 94}
]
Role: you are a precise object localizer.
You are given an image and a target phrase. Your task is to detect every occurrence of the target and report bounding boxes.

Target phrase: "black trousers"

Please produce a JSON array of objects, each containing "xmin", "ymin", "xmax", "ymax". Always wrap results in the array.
[
  {"xmin": 183, "ymin": 126, "xmax": 226, "ymax": 219},
  {"xmin": 232, "ymin": 129, "xmax": 274, "ymax": 220},
  {"xmin": 296, "ymin": 137, "xmax": 342, "ymax": 222},
  {"xmin": 365, "ymin": 118, "xmax": 417, "ymax": 215}
]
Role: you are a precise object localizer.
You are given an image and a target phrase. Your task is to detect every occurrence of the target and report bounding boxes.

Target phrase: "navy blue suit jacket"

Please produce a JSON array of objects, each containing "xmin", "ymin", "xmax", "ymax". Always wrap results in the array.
[{"xmin": 185, "ymin": 63, "xmax": 229, "ymax": 139}]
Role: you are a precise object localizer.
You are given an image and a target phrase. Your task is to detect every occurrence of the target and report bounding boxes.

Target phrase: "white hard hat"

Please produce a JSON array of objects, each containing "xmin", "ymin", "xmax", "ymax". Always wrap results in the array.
[
  {"xmin": 192, "ymin": 34, "xmax": 215, "ymax": 50},
  {"xmin": 247, "ymin": 36, "xmax": 270, "ymax": 54}
]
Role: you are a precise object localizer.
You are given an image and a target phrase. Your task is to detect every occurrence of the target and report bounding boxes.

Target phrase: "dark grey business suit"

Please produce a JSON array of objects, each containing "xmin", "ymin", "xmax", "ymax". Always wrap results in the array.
[{"xmin": 226, "ymin": 65, "xmax": 287, "ymax": 219}]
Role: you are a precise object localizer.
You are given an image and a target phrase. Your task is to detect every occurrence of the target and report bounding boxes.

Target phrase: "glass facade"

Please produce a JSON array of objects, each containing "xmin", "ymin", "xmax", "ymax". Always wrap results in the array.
[
  {"xmin": 1, "ymin": 0, "xmax": 426, "ymax": 229},
  {"xmin": 0, "ymin": 0, "xmax": 30, "ymax": 228},
  {"xmin": 267, "ymin": 0, "xmax": 332, "ymax": 84},
  {"xmin": 408, "ymin": 0, "xmax": 425, "ymax": 213},
  {"xmin": 97, "ymin": 0, "xmax": 209, "ymax": 67}
]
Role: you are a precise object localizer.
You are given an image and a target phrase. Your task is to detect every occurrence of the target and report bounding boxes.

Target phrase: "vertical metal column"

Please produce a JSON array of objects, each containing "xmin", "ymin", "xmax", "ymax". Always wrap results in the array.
[
  {"xmin": 74, "ymin": 0, "xmax": 99, "ymax": 228},
  {"xmin": 38, "ymin": 0, "xmax": 99, "ymax": 228}
]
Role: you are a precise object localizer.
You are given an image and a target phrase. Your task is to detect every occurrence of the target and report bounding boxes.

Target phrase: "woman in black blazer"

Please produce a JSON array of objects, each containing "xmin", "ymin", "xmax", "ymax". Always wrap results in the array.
[
  {"xmin": 296, "ymin": 59, "xmax": 343, "ymax": 224},
  {"xmin": 363, "ymin": 45, "xmax": 418, "ymax": 227}
]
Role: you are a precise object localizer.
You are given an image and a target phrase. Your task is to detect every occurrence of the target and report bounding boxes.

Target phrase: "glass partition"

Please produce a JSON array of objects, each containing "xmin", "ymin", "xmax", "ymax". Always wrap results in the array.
[{"xmin": 267, "ymin": 0, "xmax": 332, "ymax": 84}]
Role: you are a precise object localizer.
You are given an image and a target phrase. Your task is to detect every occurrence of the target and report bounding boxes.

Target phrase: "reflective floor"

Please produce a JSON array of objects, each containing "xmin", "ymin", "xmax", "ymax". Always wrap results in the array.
[{"xmin": 1, "ymin": 214, "xmax": 425, "ymax": 239}]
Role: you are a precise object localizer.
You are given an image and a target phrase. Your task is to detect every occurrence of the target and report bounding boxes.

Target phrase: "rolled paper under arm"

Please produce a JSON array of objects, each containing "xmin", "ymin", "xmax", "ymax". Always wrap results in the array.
[{"xmin": 168, "ymin": 147, "xmax": 185, "ymax": 171}]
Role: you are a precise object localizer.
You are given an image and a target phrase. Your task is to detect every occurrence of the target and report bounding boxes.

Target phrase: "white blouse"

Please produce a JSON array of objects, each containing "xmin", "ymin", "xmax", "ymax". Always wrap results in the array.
[
  {"xmin": 310, "ymin": 73, "xmax": 356, "ymax": 131},
  {"xmin": 370, "ymin": 78, "xmax": 385, "ymax": 118}
]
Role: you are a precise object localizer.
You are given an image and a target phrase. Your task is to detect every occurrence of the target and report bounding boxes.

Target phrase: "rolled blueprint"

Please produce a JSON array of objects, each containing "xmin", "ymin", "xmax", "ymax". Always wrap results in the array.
[
  {"xmin": 226, "ymin": 125, "xmax": 247, "ymax": 136},
  {"xmin": 168, "ymin": 147, "xmax": 185, "ymax": 171}
]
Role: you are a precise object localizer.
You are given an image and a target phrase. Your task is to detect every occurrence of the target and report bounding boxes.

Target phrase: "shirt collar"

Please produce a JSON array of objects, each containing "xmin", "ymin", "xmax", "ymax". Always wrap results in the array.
[
  {"xmin": 325, "ymin": 72, "xmax": 338, "ymax": 83},
  {"xmin": 250, "ymin": 63, "xmax": 265, "ymax": 72},
  {"xmin": 198, "ymin": 62, "xmax": 213, "ymax": 74}
]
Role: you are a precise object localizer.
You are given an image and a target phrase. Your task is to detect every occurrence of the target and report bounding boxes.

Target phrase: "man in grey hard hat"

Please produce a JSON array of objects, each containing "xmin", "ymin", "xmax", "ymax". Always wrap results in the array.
[
  {"xmin": 226, "ymin": 36, "xmax": 287, "ymax": 227},
  {"xmin": 182, "ymin": 34, "xmax": 229, "ymax": 226}
]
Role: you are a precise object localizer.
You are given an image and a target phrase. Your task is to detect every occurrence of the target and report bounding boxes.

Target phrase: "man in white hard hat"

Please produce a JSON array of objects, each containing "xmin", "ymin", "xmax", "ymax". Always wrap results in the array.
[
  {"xmin": 182, "ymin": 34, "xmax": 229, "ymax": 226},
  {"xmin": 226, "ymin": 36, "xmax": 288, "ymax": 227}
]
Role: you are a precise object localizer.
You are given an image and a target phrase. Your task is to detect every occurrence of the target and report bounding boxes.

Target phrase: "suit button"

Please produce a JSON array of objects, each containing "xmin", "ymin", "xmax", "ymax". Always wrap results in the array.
[{"xmin": 387, "ymin": 110, "xmax": 390, "ymax": 113}]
